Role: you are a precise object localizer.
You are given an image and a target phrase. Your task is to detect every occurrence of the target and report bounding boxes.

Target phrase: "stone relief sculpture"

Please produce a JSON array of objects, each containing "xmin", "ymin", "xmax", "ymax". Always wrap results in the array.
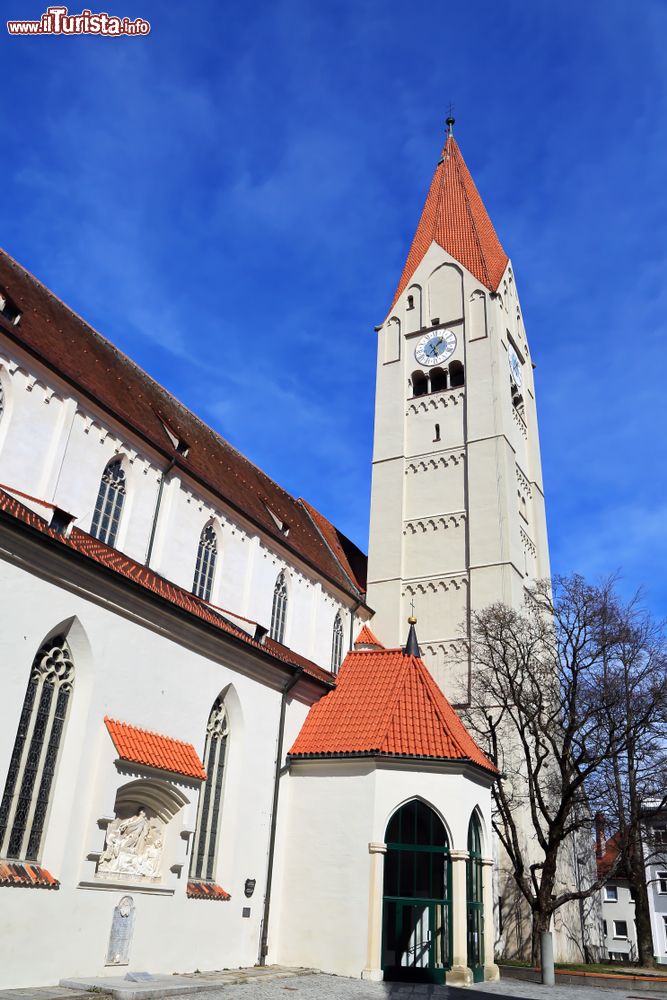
[{"xmin": 98, "ymin": 809, "xmax": 165, "ymax": 880}]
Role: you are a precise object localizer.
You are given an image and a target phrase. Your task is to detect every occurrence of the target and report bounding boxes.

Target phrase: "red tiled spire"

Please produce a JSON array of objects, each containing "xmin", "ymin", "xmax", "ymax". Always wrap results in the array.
[
  {"xmin": 391, "ymin": 133, "xmax": 508, "ymax": 308},
  {"xmin": 354, "ymin": 625, "xmax": 384, "ymax": 649},
  {"xmin": 288, "ymin": 648, "xmax": 497, "ymax": 774}
]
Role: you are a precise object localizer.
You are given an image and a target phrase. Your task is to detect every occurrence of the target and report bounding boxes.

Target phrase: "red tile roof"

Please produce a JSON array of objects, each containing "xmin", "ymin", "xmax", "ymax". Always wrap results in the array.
[
  {"xmin": 0, "ymin": 249, "xmax": 366, "ymax": 603},
  {"xmin": 187, "ymin": 880, "xmax": 231, "ymax": 901},
  {"xmin": 596, "ymin": 833, "xmax": 627, "ymax": 879},
  {"xmin": 391, "ymin": 135, "xmax": 508, "ymax": 308},
  {"xmin": 0, "ymin": 487, "xmax": 334, "ymax": 687},
  {"xmin": 289, "ymin": 648, "xmax": 497, "ymax": 773},
  {"xmin": 354, "ymin": 625, "xmax": 384, "ymax": 649},
  {"xmin": 299, "ymin": 498, "xmax": 367, "ymax": 594},
  {"xmin": 0, "ymin": 861, "xmax": 59, "ymax": 888},
  {"xmin": 105, "ymin": 717, "xmax": 207, "ymax": 780}
]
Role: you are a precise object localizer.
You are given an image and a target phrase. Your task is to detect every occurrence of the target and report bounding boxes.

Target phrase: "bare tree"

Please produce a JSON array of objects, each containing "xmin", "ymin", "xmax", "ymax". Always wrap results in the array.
[
  {"xmin": 463, "ymin": 575, "xmax": 666, "ymax": 966},
  {"xmin": 588, "ymin": 597, "xmax": 667, "ymax": 966}
]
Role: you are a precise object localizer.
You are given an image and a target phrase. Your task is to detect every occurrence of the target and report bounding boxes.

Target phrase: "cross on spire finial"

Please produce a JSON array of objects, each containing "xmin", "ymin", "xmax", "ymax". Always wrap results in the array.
[
  {"xmin": 408, "ymin": 598, "xmax": 417, "ymax": 626},
  {"xmin": 446, "ymin": 103, "xmax": 455, "ymax": 137}
]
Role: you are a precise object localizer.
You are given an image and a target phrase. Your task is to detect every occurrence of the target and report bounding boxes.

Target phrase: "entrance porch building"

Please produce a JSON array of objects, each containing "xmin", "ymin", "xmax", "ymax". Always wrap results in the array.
[{"xmin": 270, "ymin": 629, "xmax": 499, "ymax": 984}]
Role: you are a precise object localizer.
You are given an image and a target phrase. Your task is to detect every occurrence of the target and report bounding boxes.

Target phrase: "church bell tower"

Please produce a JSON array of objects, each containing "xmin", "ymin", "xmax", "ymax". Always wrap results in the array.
[{"xmin": 367, "ymin": 121, "xmax": 550, "ymax": 703}]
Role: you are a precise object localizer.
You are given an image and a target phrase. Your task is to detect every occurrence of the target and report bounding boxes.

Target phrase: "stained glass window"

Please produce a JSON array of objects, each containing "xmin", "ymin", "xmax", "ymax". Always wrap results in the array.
[
  {"xmin": 192, "ymin": 523, "xmax": 217, "ymax": 602},
  {"xmin": 270, "ymin": 572, "xmax": 288, "ymax": 644},
  {"xmin": 190, "ymin": 699, "xmax": 228, "ymax": 881},
  {"xmin": 0, "ymin": 636, "xmax": 74, "ymax": 861},
  {"xmin": 90, "ymin": 458, "xmax": 126, "ymax": 546}
]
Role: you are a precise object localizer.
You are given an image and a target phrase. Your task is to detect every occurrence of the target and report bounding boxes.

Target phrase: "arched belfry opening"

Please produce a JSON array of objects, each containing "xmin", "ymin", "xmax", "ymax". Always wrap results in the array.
[{"xmin": 382, "ymin": 799, "xmax": 452, "ymax": 984}]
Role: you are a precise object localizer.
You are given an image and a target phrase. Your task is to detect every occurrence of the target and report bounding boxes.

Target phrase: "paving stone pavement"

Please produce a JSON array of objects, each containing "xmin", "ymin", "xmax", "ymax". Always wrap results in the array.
[
  {"xmin": 4, "ymin": 972, "xmax": 667, "ymax": 1000},
  {"xmin": 143, "ymin": 974, "xmax": 667, "ymax": 1000}
]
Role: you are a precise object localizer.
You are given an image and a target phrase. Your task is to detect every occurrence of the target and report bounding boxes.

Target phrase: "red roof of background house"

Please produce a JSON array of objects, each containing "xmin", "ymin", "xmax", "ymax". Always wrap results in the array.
[
  {"xmin": 391, "ymin": 135, "xmax": 508, "ymax": 308},
  {"xmin": 105, "ymin": 717, "xmax": 207, "ymax": 780},
  {"xmin": 299, "ymin": 498, "xmax": 367, "ymax": 594},
  {"xmin": 0, "ymin": 487, "xmax": 334, "ymax": 687},
  {"xmin": 0, "ymin": 249, "xmax": 367, "ymax": 603},
  {"xmin": 289, "ymin": 647, "xmax": 497, "ymax": 773},
  {"xmin": 354, "ymin": 625, "xmax": 384, "ymax": 649},
  {"xmin": 597, "ymin": 833, "xmax": 627, "ymax": 879}
]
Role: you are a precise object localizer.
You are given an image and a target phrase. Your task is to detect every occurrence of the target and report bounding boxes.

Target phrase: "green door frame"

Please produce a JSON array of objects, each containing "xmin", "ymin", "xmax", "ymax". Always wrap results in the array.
[
  {"xmin": 381, "ymin": 802, "xmax": 452, "ymax": 984},
  {"xmin": 466, "ymin": 815, "xmax": 485, "ymax": 983}
]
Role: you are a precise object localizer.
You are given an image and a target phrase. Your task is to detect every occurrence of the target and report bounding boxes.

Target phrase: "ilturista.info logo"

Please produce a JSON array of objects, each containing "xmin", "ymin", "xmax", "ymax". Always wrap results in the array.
[{"xmin": 7, "ymin": 6, "xmax": 151, "ymax": 35}]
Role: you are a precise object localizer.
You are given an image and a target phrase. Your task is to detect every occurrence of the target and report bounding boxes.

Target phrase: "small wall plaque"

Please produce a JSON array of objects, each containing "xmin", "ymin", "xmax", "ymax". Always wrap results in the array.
[
  {"xmin": 244, "ymin": 878, "xmax": 256, "ymax": 898},
  {"xmin": 242, "ymin": 907, "xmax": 251, "ymax": 918}
]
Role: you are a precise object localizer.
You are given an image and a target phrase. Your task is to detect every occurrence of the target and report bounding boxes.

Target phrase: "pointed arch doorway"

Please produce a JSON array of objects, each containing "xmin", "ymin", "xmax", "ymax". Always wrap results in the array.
[
  {"xmin": 381, "ymin": 800, "xmax": 452, "ymax": 984},
  {"xmin": 466, "ymin": 813, "xmax": 485, "ymax": 982}
]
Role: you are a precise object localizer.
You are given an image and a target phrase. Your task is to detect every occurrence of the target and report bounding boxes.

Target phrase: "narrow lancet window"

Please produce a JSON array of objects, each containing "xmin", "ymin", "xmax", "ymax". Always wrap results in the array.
[
  {"xmin": 90, "ymin": 458, "xmax": 126, "ymax": 546},
  {"xmin": 270, "ymin": 571, "xmax": 288, "ymax": 644},
  {"xmin": 190, "ymin": 698, "xmax": 228, "ymax": 882},
  {"xmin": 0, "ymin": 635, "xmax": 74, "ymax": 861},
  {"xmin": 192, "ymin": 523, "xmax": 218, "ymax": 602},
  {"xmin": 331, "ymin": 611, "xmax": 344, "ymax": 674}
]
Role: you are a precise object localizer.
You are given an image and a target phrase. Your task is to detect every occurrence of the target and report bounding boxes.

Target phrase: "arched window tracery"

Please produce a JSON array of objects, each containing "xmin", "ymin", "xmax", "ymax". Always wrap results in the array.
[
  {"xmin": 0, "ymin": 635, "xmax": 74, "ymax": 861},
  {"xmin": 192, "ymin": 522, "xmax": 218, "ymax": 602},
  {"xmin": 270, "ymin": 572, "xmax": 288, "ymax": 644},
  {"xmin": 91, "ymin": 458, "xmax": 126, "ymax": 546}
]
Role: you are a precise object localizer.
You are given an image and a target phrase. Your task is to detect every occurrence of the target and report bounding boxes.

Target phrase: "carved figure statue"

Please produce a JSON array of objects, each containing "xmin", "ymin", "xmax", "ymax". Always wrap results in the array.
[{"xmin": 98, "ymin": 808, "xmax": 164, "ymax": 880}]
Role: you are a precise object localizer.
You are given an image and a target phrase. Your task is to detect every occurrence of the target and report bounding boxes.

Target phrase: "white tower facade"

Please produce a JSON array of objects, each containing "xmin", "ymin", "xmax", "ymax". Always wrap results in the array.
[{"xmin": 367, "ymin": 128, "xmax": 550, "ymax": 704}]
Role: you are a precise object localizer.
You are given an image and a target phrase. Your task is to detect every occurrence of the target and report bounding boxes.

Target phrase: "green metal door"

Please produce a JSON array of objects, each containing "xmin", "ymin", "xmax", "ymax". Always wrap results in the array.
[
  {"xmin": 382, "ymin": 801, "xmax": 452, "ymax": 984},
  {"xmin": 466, "ymin": 814, "xmax": 485, "ymax": 983}
]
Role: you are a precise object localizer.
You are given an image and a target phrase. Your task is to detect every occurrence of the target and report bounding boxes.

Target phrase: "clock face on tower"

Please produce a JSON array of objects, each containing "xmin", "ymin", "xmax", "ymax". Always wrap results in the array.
[
  {"xmin": 414, "ymin": 330, "xmax": 457, "ymax": 367},
  {"xmin": 509, "ymin": 345, "xmax": 523, "ymax": 387}
]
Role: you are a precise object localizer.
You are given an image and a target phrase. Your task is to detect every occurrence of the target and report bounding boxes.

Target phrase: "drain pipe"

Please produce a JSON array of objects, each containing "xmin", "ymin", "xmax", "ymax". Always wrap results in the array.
[
  {"xmin": 349, "ymin": 598, "xmax": 362, "ymax": 651},
  {"xmin": 259, "ymin": 665, "xmax": 304, "ymax": 965},
  {"xmin": 145, "ymin": 456, "xmax": 176, "ymax": 568}
]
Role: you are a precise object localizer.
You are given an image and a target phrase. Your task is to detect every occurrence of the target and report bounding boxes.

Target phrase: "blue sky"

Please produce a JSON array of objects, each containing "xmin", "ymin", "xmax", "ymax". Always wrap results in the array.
[{"xmin": 3, "ymin": 0, "xmax": 667, "ymax": 614}]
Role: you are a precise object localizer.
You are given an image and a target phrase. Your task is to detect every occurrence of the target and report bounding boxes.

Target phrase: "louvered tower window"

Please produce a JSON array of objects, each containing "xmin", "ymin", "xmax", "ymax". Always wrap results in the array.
[
  {"xmin": 190, "ymin": 698, "xmax": 228, "ymax": 881},
  {"xmin": 90, "ymin": 458, "xmax": 126, "ymax": 546},
  {"xmin": 331, "ymin": 611, "xmax": 344, "ymax": 674},
  {"xmin": 270, "ymin": 571, "xmax": 288, "ymax": 644},
  {"xmin": 0, "ymin": 381, "xmax": 4, "ymax": 423},
  {"xmin": 0, "ymin": 635, "xmax": 74, "ymax": 861},
  {"xmin": 192, "ymin": 523, "xmax": 217, "ymax": 601}
]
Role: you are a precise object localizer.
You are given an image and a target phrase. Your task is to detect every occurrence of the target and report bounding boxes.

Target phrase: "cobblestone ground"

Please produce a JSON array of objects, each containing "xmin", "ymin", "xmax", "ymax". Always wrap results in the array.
[{"xmin": 163, "ymin": 974, "xmax": 659, "ymax": 1000}]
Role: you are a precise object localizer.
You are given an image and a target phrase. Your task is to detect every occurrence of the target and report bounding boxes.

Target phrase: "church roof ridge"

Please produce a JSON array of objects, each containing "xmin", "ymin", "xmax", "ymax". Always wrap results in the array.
[
  {"xmin": 288, "ymin": 647, "xmax": 497, "ymax": 772},
  {"xmin": 0, "ymin": 249, "xmax": 368, "ymax": 605},
  {"xmin": 390, "ymin": 133, "xmax": 509, "ymax": 309}
]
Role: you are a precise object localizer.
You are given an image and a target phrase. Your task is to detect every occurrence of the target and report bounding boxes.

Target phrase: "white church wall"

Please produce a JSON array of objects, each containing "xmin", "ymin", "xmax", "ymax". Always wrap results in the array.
[
  {"xmin": 0, "ymin": 546, "xmax": 311, "ymax": 988},
  {"xmin": 0, "ymin": 334, "xmax": 363, "ymax": 676},
  {"xmin": 271, "ymin": 761, "xmax": 377, "ymax": 978}
]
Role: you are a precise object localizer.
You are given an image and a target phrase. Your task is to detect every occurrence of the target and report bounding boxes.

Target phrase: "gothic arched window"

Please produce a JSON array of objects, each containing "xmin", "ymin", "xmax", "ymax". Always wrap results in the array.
[
  {"xmin": 0, "ymin": 635, "xmax": 74, "ymax": 861},
  {"xmin": 192, "ymin": 523, "xmax": 217, "ymax": 602},
  {"xmin": 190, "ymin": 698, "xmax": 228, "ymax": 882},
  {"xmin": 270, "ymin": 571, "xmax": 288, "ymax": 644},
  {"xmin": 331, "ymin": 611, "xmax": 344, "ymax": 674},
  {"xmin": 90, "ymin": 458, "xmax": 126, "ymax": 546}
]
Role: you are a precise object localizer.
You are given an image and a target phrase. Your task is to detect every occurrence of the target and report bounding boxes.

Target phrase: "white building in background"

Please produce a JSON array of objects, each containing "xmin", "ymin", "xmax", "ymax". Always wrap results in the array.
[
  {"xmin": 0, "ymin": 126, "xmax": 504, "ymax": 990},
  {"xmin": 596, "ymin": 812, "xmax": 667, "ymax": 965}
]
